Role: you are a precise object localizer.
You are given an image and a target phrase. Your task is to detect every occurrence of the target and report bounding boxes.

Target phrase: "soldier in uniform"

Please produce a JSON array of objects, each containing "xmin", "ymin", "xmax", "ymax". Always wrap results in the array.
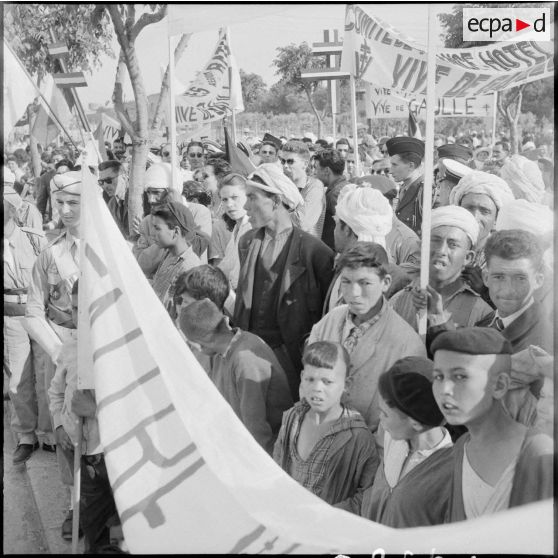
[
  {"xmin": 24, "ymin": 170, "xmax": 82, "ymax": 539},
  {"xmin": 386, "ymin": 137, "xmax": 425, "ymax": 237},
  {"xmin": 4, "ymin": 166, "xmax": 43, "ymax": 230},
  {"xmin": 4, "ymin": 185, "xmax": 54, "ymax": 464}
]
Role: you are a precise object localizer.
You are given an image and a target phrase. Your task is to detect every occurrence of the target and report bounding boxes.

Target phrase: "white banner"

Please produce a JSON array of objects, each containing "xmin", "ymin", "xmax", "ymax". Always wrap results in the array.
[
  {"xmin": 77, "ymin": 166, "xmax": 552, "ymax": 554},
  {"xmin": 175, "ymin": 29, "xmax": 243, "ymax": 129},
  {"xmin": 342, "ymin": 5, "xmax": 553, "ymax": 97},
  {"xmin": 362, "ymin": 84, "xmax": 495, "ymax": 120}
]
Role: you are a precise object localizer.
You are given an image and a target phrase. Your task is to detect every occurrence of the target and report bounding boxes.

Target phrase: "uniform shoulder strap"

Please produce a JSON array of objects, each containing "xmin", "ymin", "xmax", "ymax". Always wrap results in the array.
[{"xmin": 20, "ymin": 227, "xmax": 45, "ymax": 256}]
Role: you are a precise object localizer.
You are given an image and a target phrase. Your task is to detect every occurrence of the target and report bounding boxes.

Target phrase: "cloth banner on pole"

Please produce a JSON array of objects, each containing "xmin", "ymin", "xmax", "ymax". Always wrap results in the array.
[
  {"xmin": 3, "ymin": 39, "xmax": 38, "ymax": 136},
  {"xmin": 341, "ymin": 5, "xmax": 553, "ymax": 96},
  {"xmin": 174, "ymin": 29, "xmax": 244, "ymax": 131},
  {"xmin": 77, "ymin": 166, "xmax": 552, "ymax": 554},
  {"xmin": 361, "ymin": 83, "xmax": 495, "ymax": 120}
]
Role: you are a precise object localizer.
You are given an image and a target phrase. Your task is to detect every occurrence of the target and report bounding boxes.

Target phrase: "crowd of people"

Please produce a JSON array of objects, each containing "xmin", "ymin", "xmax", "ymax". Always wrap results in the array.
[{"xmin": 3, "ymin": 122, "xmax": 554, "ymax": 552}]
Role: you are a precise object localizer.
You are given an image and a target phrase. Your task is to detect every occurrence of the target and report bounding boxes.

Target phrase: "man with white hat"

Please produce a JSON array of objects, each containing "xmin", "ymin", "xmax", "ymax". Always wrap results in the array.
[
  {"xmin": 24, "ymin": 170, "xmax": 83, "ymax": 538},
  {"xmin": 3, "ymin": 166, "xmax": 42, "ymax": 230},
  {"xmin": 132, "ymin": 162, "xmax": 212, "ymax": 279},
  {"xmin": 4, "ymin": 183, "xmax": 52, "ymax": 465},
  {"xmin": 390, "ymin": 206, "xmax": 493, "ymax": 332},
  {"xmin": 233, "ymin": 163, "xmax": 334, "ymax": 400},
  {"xmin": 435, "ymin": 158, "xmax": 473, "ymax": 207}
]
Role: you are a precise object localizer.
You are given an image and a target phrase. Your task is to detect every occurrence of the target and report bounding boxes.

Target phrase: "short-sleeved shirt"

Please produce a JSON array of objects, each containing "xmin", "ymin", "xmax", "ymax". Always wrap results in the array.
[{"xmin": 4, "ymin": 226, "xmax": 47, "ymax": 291}]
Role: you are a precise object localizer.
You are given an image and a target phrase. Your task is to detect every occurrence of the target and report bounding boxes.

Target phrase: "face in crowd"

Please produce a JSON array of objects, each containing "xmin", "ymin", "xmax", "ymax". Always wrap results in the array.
[
  {"xmin": 300, "ymin": 357, "xmax": 346, "ymax": 418},
  {"xmin": 459, "ymin": 193, "xmax": 497, "ymax": 243},
  {"xmin": 389, "ymin": 154, "xmax": 416, "ymax": 183},
  {"xmin": 491, "ymin": 143, "xmax": 508, "ymax": 163},
  {"xmin": 219, "ymin": 182, "xmax": 247, "ymax": 222},
  {"xmin": 281, "ymin": 151, "xmax": 307, "ymax": 185},
  {"xmin": 112, "ymin": 140, "xmax": 126, "ymax": 160},
  {"xmin": 186, "ymin": 145, "xmax": 205, "ymax": 170},
  {"xmin": 429, "ymin": 226, "xmax": 473, "ymax": 286},
  {"xmin": 146, "ymin": 187, "xmax": 167, "ymax": 208},
  {"xmin": 259, "ymin": 144, "xmax": 278, "ymax": 164},
  {"xmin": 244, "ymin": 184, "xmax": 276, "ymax": 229},
  {"xmin": 335, "ymin": 142, "xmax": 350, "ymax": 160},
  {"xmin": 56, "ymin": 191, "xmax": 81, "ymax": 232},
  {"xmin": 202, "ymin": 164, "xmax": 219, "ymax": 194},
  {"xmin": 339, "ymin": 265, "xmax": 391, "ymax": 318},
  {"xmin": 153, "ymin": 217, "xmax": 180, "ymax": 249},
  {"xmin": 98, "ymin": 166, "xmax": 125, "ymax": 198},
  {"xmin": 379, "ymin": 396, "xmax": 416, "ymax": 440}
]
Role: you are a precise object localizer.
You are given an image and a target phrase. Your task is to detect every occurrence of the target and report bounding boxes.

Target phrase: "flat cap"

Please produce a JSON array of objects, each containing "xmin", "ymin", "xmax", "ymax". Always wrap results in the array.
[
  {"xmin": 379, "ymin": 357, "xmax": 444, "ymax": 427},
  {"xmin": 431, "ymin": 327, "xmax": 513, "ymax": 356},
  {"xmin": 386, "ymin": 137, "xmax": 425, "ymax": 158},
  {"xmin": 437, "ymin": 143, "xmax": 473, "ymax": 162}
]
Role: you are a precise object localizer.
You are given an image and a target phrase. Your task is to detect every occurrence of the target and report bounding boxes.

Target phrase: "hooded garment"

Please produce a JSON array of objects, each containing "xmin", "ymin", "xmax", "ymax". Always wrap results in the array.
[{"xmin": 500, "ymin": 154, "xmax": 545, "ymax": 203}]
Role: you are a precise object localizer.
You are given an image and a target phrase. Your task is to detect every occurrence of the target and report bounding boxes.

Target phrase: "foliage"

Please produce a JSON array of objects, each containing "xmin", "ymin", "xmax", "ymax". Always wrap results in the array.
[
  {"xmin": 4, "ymin": 4, "xmax": 115, "ymax": 84},
  {"xmin": 239, "ymin": 70, "xmax": 268, "ymax": 112}
]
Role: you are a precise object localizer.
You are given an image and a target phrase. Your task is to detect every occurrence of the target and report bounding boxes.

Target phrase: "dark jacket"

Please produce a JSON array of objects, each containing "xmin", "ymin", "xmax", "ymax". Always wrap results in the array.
[
  {"xmin": 395, "ymin": 175, "xmax": 423, "ymax": 236},
  {"xmin": 322, "ymin": 176, "xmax": 348, "ymax": 249},
  {"xmin": 234, "ymin": 227, "xmax": 334, "ymax": 374}
]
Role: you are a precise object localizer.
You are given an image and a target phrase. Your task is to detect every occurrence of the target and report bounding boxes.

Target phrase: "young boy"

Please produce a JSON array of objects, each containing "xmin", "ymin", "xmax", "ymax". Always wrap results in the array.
[
  {"xmin": 431, "ymin": 327, "xmax": 553, "ymax": 521},
  {"xmin": 353, "ymin": 356, "xmax": 453, "ymax": 526},
  {"xmin": 179, "ymin": 298, "xmax": 293, "ymax": 454},
  {"xmin": 48, "ymin": 280, "xmax": 119, "ymax": 552},
  {"xmin": 273, "ymin": 341, "xmax": 379, "ymax": 508}
]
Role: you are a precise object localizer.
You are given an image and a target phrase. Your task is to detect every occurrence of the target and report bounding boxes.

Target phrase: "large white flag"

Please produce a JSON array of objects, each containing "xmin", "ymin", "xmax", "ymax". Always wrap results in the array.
[
  {"xmin": 78, "ymin": 167, "xmax": 553, "ymax": 554},
  {"xmin": 341, "ymin": 5, "xmax": 553, "ymax": 96},
  {"xmin": 3, "ymin": 40, "xmax": 38, "ymax": 136}
]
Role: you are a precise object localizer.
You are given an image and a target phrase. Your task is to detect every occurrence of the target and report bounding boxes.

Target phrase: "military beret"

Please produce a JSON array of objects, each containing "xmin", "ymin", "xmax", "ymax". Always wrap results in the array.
[
  {"xmin": 50, "ymin": 171, "xmax": 82, "ymax": 195},
  {"xmin": 431, "ymin": 327, "xmax": 513, "ymax": 356},
  {"xmin": 386, "ymin": 136, "xmax": 425, "ymax": 158},
  {"xmin": 437, "ymin": 143, "xmax": 473, "ymax": 162},
  {"xmin": 379, "ymin": 357, "xmax": 444, "ymax": 427}
]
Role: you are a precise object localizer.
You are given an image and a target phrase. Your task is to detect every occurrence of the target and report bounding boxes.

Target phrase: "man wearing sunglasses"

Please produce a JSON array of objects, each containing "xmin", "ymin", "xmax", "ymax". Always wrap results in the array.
[
  {"xmin": 184, "ymin": 141, "xmax": 206, "ymax": 171},
  {"xmin": 98, "ymin": 160, "xmax": 129, "ymax": 238},
  {"xmin": 259, "ymin": 141, "xmax": 279, "ymax": 165}
]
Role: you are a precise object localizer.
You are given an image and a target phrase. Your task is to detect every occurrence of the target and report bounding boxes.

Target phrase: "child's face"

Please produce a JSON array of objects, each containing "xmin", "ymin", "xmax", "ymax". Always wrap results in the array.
[
  {"xmin": 300, "ymin": 360, "xmax": 346, "ymax": 415},
  {"xmin": 483, "ymin": 256, "xmax": 544, "ymax": 318},
  {"xmin": 432, "ymin": 350, "xmax": 505, "ymax": 426},
  {"xmin": 71, "ymin": 294, "xmax": 79, "ymax": 328},
  {"xmin": 378, "ymin": 396, "xmax": 416, "ymax": 440}
]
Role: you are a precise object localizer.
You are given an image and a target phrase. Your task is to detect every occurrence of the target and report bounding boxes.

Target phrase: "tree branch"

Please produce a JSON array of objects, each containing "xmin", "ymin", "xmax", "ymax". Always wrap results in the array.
[
  {"xmin": 125, "ymin": 5, "xmax": 136, "ymax": 40},
  {"xmin": 112, "ymin": 51, "xmax": 136, "ymax": 139},
  {"xmin": 131, "ymin": 6, "xmax": 167, "ymax": 42}
]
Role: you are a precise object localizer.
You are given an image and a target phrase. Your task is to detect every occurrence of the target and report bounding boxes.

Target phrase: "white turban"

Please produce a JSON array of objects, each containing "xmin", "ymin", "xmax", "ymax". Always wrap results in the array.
[
  {"xmin": 449, "ymin": 170, "xmax": 515, "ymax": 211},
  {"xmin": 50, "ymin": 171, "xmax": 82, "ymax": 195},
  {"xmin": 248, "ymin": 163, "xmax": 304, "ymax": 211},
  {"xmin": 3, "ymin": 167, "xmax": 15, "ymax": 184},
  {"xmin": 495, "ymin": 199, "xmax": 553, "ymax": 238},
  {"xmin": 144, "ymin": 162, "xmax": 182, "ymax": 193},
  {"xmin": 500, "ymin": 154, "xmax": 545, "ymax": 203},
  {"xmin": 335, "ymin": 183, "xmax": 393, "ymax": 248},
  {"xmin": 430, "ymin": 205, "xmax": 480, "ymax": 247}
]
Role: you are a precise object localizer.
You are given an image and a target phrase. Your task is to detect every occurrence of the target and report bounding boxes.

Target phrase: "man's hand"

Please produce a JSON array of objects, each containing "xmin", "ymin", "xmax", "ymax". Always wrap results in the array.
[
  {"xmin": 71, "ymin": 389, "xmax": 97, "ymax": 418},
  {"xmin": 462, "ymin": 265, "xmax": 485, "ymax": 294},
  {"xmin": 410, "ymin": 285, "xmax": 444, "ymax": 315},
  {"xmin": 55, "ymin": 425, "xmax": 74, "ymax": 451}
]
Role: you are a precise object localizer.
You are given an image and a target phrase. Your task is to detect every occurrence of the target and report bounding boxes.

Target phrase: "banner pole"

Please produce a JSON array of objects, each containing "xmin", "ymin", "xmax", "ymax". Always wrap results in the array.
[
  {"xmin": 491, "ymin": 91, "xmax": 498, "ymax": 146},
  {"xmin": 349, "ymin": 74, "xmax": 360, "ymax": 177},
  {"xmin": 71, "ymin": 419, "xmax": 83, "ymax": 554},
  {"xmin": 417, "ymin": 5, "xmax": 437, "ymax": 337},
  {"xmin": 168, "ymin": 25, "xmax": 178, "ymax": 192}
]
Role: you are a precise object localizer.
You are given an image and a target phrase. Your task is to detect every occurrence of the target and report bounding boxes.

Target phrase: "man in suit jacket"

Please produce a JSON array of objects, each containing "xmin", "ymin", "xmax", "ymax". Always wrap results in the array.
[
  {"xmin": 234, "ymin": 163, "xmax": 334, "ymax": 399},
  {"xmin": 386, "ymin": 137, "xmax": 425, "ymax": 236}
]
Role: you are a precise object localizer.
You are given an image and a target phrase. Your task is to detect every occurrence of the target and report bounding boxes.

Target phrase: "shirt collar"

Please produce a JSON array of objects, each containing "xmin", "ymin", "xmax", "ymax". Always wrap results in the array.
[
  {"xmin": 412, "ymin": 427, "xmax": 453, "ymax": 458},
  {"xmin": 495, "ymin": 297, "xmax": 534, "ymax": 328},
  {"xmin": 221, "ymin": 326, "xmax": 241, "ymax": 359},
  {"xmin": 346, "ymin": 296, "xmax": 387, "ymax": 328}
]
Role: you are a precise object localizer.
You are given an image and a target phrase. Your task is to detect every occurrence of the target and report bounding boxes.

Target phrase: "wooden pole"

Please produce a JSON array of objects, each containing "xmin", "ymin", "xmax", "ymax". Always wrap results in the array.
[
  {"xmin": 168, "ymin": 27, "xmax": 179, "ymax": 192},
  {"xmin": 349, "ymin": 74, "xmax": 360, "ymax": 177},
  {"xmin": 417, "ymin": 5, "xmax": 437, "ymax": 337},
  {"xmin": 491, "ymin": 91, "xmax": 498, "ymax": 146},
  {"xmin": 71, "ymin": 419, "xmax": 83, "ymax": 554}
]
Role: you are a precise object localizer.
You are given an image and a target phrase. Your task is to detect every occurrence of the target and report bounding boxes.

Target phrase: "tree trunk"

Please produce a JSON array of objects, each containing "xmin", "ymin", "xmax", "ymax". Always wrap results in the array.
[
  {"xmin": 497, "ymin": 85, "xmax": 524, "ymax": 154},
  {"xmin": 304, "ymin": 86, "xmax": 323, "ymax": 139},
  {"xmin": 27, "ymin": 104, "xmax": 42, "ymax": 178},
  {"xmin": 150, "ymin": 33, "xmax": 191, "ymax": 141}
]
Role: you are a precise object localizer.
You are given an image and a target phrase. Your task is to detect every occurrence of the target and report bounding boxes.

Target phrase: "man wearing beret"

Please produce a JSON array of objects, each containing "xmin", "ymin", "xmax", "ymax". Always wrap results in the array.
[
  {"xmin": 4, "ymin": 184, "xmax": 53, "ymax": 465},
  {"xmin": 386, "ymin": 137, "xmax": 425, "ymax": 236},
  {"xmin": 431, "ymin": 328, "xmax": 553, "ymax": 520},
  {"xmin": 234, "ymin": 163, "xmax": 334, "ymax": 400},
  {"xmin": 437, "ymin": 143, "xmax": 473, "ymax": 166},
  {"xmin": 24, "ymin": 170, "xmax": 83, "ymax": 538},
  {"xmin": 390, "ymin": 206, "xmax": 493, "ymax": 332}
]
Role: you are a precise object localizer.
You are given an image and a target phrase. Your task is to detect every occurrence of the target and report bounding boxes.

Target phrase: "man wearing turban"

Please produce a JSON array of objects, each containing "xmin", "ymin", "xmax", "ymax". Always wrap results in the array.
[
  {"xmin": 449, "ymin": 170, "xmax": 515, "ymax": 298},
  {"xmin": 233, "ymin": 163, "xmax": 334, "ymax": 400},
  {"xmin": 390, "ymin": 206, "xmax": 493, "ymax": 332}
]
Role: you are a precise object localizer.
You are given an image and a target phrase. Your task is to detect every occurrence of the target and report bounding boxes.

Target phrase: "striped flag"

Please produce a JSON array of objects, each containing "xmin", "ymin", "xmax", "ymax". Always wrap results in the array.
[
  {"xmin": 53, "ymin": 72, "xmax": 87, "ymax": 88},
  {"xmin": 77, "ymin": 166, "xmax": 553, "ymax": 554},
  {"xmin": 47, "ymin": 41, "xmax": 70, "ymax": 60}
]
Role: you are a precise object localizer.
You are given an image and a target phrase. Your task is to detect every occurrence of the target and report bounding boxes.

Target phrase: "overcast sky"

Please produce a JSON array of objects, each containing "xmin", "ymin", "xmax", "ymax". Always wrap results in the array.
[{"xmin": 80, "ymin": 3, "xmax": 455, "ymax": 110}]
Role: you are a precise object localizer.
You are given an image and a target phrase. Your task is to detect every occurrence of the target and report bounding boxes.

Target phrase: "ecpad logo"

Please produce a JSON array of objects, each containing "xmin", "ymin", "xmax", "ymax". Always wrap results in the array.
[{"xmin": 463, "ymin": 8, "xmax": 550, "ymax": 42}]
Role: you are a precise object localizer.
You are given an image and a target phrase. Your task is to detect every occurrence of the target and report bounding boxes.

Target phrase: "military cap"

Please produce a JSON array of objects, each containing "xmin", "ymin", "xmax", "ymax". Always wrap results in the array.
[
  {"xmin": 50, "ymin": 171, "xmax": 82, "ymax": 195},
  {"xmin": 431, "ymin": 327, "xmax": 513, "ymax": 356},
  {"xmin": 262, "ymin": 133, "xmax": 282, "ymax": 150},
  {"xmin": 438, "ymin": 158, "xmax": 473, "ymax": 183},
  {"xmin": 385, "ymin": 136, "xmax": 425, "ymax": 158},
  {"xmin": 378, "ymin": 357, "xmax": 444, "ymax": 427},
  {"xmin": 437, "ymin": 143, "xmax": 473, "ymax": 162}
]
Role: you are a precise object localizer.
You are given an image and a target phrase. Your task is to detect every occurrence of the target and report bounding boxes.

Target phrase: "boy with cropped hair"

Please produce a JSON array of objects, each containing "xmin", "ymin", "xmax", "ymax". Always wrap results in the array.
[
  {"xmin": 273, "ymin": 341, "xmax": 379, "ymax": 507},
  {"xmin": 431, "ymin": 327, "xmax": 553, "ymax": 520}
]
